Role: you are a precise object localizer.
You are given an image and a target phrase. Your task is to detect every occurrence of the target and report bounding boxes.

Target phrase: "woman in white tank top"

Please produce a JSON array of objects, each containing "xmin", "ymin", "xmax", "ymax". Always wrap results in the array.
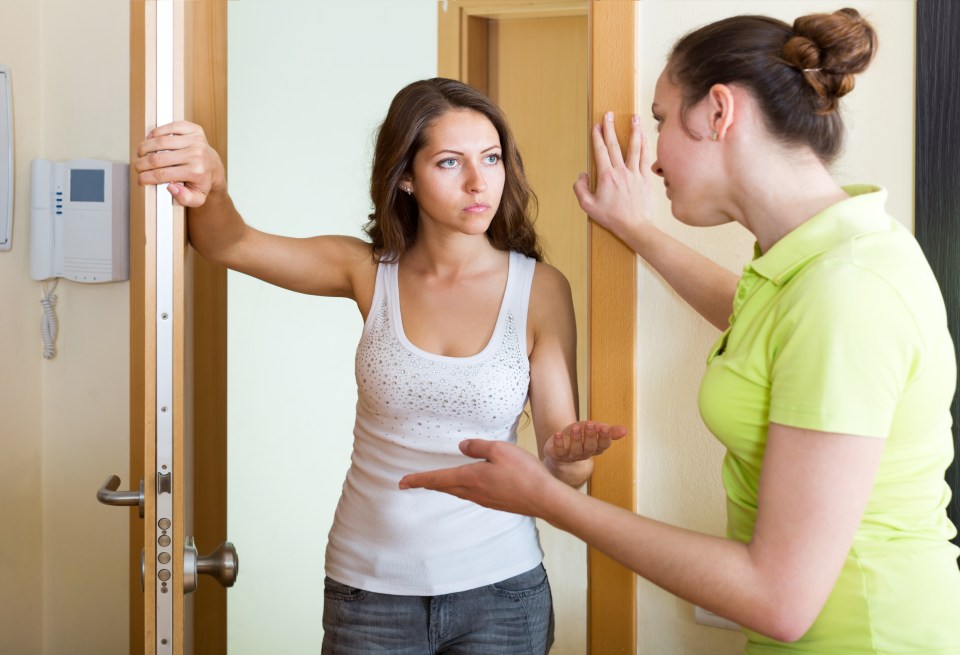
[{"xmin": 135, "ymin": 78, "xmax": 625, "ymax": 654}]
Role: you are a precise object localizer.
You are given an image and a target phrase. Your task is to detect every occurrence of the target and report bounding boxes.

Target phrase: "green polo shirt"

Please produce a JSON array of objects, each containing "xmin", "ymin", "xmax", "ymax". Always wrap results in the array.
[{"xmin": 698, "ymin": 185, "xmax": 960, "ymax": 653}]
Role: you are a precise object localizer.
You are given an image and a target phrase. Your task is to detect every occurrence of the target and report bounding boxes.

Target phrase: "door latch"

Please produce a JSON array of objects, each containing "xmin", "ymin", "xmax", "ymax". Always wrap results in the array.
[{"xmin": 96, "ymin": 475, "xmax": 144, "ymax": 518}]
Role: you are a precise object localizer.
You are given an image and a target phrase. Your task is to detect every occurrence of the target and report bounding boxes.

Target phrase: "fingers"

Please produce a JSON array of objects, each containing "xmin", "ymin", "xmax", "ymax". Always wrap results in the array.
[
  {"xmin": 399, "ymin": 464, "xmax": 472, "ymax": 491},
  {"xmin": 548, "ymin": 420, "xmax": 629, "ymax": 462},
  {"xmin": 146, "ymin": 120, "xmax": 205, "ymax": 141},
  {"xmin": 590, "ymin": 120, "xmax": 612, "ymax": 177},
  {"xmin": 572, "ymin": 172, "xmax": 593, "ymax": 214},
  {"xmin": 625, "ymin": 115, "xmax": 643, "ymax": 170},
  {"xmin": 602, "ymin": 111, "xmax": 626, "ymax": 168},
  {"xmin": 458, "ymin": 438, "xmax": 499, "ymax": 461},
  {"xmin": 165, "ymin": 182, "xmax": 207, "ymax": 208},
  {"xmin": 638, "ymin": 128, "xmax": 654, "ymax": 176}
]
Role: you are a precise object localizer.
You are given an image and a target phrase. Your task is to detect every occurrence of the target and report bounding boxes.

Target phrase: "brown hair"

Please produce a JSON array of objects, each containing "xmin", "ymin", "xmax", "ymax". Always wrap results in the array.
[
  {"xmin": 667, "ymin": 8, "xmax": 877, "ymax": 163},
  {"xmin": 364, "ymin": 78, "xmax": 542, "ymax": 262}
]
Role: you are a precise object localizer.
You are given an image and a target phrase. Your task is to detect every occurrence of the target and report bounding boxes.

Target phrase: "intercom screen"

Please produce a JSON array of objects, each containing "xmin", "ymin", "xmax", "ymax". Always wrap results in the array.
[{"xmin": 70, "ymin": 169, "xmax": 105, "ymax": 202}]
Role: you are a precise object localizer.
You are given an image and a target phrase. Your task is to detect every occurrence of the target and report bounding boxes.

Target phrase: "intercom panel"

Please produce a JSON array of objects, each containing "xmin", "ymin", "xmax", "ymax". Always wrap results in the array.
[{"xmin": 30, "ymin": 158, "xmax": 129, "ymax": 282}]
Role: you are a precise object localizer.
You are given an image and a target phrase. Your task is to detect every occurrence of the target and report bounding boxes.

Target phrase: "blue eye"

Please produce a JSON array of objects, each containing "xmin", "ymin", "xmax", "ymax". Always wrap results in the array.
[
  {"xmin": 438, "ymin": 158, "xmax": 459, "ymax": 169},
  {"xmin": 483, "ymin": 153, "xmax": 502, "ymax": 165}
]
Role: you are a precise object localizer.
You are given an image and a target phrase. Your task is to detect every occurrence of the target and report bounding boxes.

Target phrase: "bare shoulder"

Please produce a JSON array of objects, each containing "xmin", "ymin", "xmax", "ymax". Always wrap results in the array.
[
  {"xmin": 326, "ymin": 234, "xmax": 377, "ymax": 267},
  {"xmin": 531, "ymin": 262, "xmax": 573, "ymax": 304},
  {"xmin": 529, "ymin": 262, "xmax": 575, "ymax": 332}
]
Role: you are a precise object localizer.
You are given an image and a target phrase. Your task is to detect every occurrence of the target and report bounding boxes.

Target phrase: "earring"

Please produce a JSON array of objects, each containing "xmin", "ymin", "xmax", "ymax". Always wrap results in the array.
[
  {"xmin": 401, "ymin": 186, "xmax": 413, "ymax": 195},
  {"xmin": 710, "ymin": 131, "xmax": 719, "ymax": 141}
]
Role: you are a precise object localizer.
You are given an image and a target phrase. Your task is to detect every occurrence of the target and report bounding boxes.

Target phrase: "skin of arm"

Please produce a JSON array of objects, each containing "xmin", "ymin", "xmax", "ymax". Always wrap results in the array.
[
  {"xmin": 525, "ymin": 263, "xmax": 626, "ymax": 487},
  {"xmin": 573, "ymin": 114, "xmax": 738, "ymax": 331},
  {"xmin": 400, "ymin": 422, "xmax": 884, "ymax": 642},
  {"xmin": 134, "ymin": 121, "xmax": 375, "ymax": 307}
]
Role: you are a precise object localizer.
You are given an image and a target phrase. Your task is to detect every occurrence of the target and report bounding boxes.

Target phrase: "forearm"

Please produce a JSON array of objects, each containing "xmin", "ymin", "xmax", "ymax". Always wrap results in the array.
[
  {"xmin": 186, "ymin": 186, "xmax": 253, "ymax": 268},
  {"xmin": 619, "ymin": 222, "xmax": 738, "ymax": 331},
  {"xmin": 542, "ymin": 487, "xmax": 818, "ymax": 642}
]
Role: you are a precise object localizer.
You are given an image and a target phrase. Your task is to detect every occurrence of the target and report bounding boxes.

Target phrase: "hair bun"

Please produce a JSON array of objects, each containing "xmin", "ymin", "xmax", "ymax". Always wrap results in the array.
[{"xmin": 783, "ymin": 7, "xmax": 878, "ymax": 114}]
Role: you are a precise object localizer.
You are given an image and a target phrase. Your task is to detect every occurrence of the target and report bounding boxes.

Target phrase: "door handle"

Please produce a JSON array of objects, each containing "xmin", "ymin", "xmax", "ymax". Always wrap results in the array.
[
  {"xmin": 96, "ymin": 475, "xmax": 144, "ymax": 518},
  {"xmin": 183, "ymin": 536, "xmax": 239, "ymax": 593}
]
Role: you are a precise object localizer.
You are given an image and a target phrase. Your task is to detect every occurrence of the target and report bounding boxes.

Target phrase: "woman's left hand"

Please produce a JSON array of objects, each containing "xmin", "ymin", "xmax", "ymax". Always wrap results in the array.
[{"xmin": 543, "ymin": 420, "xmax": 627, "ymax": 464}]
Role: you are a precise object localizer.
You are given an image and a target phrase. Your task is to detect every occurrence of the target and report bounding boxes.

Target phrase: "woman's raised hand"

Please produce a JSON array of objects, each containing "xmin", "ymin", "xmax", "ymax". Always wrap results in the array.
[
  {"xmin": 573, "ymin": 112, "xmax": 656, "ymax": 241},
  {"xmin": 544, "ymin": 420, "xmax": 627, "ymax": 464},
  {"xmin": 134, "ymin": 121, "xmax": 224, "ymax": 208}
]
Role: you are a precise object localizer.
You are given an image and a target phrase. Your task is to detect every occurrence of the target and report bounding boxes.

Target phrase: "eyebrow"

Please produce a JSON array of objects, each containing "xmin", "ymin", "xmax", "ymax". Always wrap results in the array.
[{"xmin": 431, "ymin": 145, "xmax": 502, "ymax": 157}]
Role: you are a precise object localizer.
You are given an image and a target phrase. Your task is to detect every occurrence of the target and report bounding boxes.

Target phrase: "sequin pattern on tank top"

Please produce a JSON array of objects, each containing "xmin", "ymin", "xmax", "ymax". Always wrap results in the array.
[{"xmin": 355, "ymin": 295, "xmax": 530, "ymax": 454}]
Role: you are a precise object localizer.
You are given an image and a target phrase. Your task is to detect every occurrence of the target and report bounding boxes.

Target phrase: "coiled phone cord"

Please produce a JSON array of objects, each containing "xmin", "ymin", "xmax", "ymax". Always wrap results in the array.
[{"xmin": 40, "ymin": 279, "xmax": 59, "ymax": 359}]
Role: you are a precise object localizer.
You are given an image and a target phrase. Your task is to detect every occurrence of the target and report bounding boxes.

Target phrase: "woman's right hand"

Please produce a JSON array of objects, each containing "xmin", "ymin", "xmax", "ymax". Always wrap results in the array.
[
  {"xmin": 134, "ymin": 121, "xmax": 224, "ymax": 208},
  {"xmin": 573, "ymin": 112, "xmax": 657, "ymax": 243}
]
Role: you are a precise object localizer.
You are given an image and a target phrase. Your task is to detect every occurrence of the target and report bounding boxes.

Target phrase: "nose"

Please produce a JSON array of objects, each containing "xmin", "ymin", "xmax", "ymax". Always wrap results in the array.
[
  {"xmin": 651, "ymin": 159, "xmax": 664, "ymax": 178},
  {"xmin": 464, "ymin": 162, "xmax": 488, "ymax": 194}
]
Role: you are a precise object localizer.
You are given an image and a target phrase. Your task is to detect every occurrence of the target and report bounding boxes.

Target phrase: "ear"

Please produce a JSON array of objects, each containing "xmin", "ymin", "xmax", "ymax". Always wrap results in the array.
[
  {"xmin": 398, "ymin": 174, "xmax": 414, "ymax": 196},
  {"xmin": 706, "ymin": 83, "xmax": 736, "ymax": 140}
]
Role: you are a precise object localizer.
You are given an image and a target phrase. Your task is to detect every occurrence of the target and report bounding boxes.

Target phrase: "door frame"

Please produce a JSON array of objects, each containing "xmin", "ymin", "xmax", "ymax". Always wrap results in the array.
[
  {"xmin": 130, "ymin": 2, "xmax": 637, "ymax": 653},
  {"xmin": 439, "ymin": 2, "xmax": 638, "ymax": 653}
]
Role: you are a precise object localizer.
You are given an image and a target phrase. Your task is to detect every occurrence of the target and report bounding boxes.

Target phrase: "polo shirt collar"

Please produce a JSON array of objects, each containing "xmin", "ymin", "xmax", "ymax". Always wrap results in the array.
[{"xmin": 747, "ymin": 184, "xmax": 890, "ymax": 285}]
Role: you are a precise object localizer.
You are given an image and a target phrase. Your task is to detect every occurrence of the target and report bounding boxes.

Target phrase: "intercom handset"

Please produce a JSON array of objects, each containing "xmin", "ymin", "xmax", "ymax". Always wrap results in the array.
[{"xmin": 30, "ymin": 158, "xmax": 129, "ymax": 282}]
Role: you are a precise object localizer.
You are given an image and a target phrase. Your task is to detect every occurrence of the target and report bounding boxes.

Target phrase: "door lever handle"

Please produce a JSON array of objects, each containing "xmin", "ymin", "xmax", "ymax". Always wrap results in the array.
[
  {"xmin": 183, "ymin": 536, "xmax": 239, "ymax": 593},
  {"xmin": 96, "ymin": 475, "xmax": 144, "ymax": 518}
]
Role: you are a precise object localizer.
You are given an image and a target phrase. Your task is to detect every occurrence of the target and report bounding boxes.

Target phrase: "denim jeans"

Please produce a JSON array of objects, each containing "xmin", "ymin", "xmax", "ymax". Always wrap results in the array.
[{"xmin": 321, "ymin": 564, "xmax": 555, "ymax": 654}]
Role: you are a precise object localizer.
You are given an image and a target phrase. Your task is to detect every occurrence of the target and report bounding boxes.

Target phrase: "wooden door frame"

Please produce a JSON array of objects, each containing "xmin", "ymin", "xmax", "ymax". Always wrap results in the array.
[
  {"xmin": 440, "ymin": 2, "xmax": 638, "ymax": 653},
  {"xmin": 130, "ymin": 1, "xmax": 228, "ymax": 653},
  {"xmin": 131, "ymin": 1, "xmax": 635, "ymax": 653}
]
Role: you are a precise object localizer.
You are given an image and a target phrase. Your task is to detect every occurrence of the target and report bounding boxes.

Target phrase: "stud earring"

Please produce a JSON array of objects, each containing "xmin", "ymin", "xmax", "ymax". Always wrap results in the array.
[
  {"xmin": 711, "ymin": 131, "xmax": 719, "ymax": 141},
  {"xmin": 401, "ymin": 186, "xmax": 413, "ymax": 195}
]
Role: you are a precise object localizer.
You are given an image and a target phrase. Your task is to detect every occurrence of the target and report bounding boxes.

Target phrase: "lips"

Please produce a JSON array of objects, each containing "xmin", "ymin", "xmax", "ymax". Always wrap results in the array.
[{"xmin": 464, "ymin": 204, "xmax": 490, "ymax": 213}]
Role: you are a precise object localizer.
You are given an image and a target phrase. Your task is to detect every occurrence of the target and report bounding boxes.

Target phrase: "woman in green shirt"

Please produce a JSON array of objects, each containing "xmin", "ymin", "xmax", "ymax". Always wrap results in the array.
[{"xmin": 402, "ymin": 7, "xmax": 960, "ymax": 653}]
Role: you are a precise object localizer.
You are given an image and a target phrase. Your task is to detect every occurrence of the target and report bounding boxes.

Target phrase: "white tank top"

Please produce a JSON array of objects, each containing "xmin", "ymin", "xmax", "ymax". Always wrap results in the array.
[{"xmin": 325, "ymin": 250, "xmax": 543, "ymax": 595}]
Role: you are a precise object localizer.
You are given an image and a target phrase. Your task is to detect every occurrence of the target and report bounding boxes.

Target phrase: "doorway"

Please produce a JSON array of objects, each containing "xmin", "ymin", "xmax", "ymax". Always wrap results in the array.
[{"xmin": 440, "ymin": 8, "xmax": 590, "ymax": 652}]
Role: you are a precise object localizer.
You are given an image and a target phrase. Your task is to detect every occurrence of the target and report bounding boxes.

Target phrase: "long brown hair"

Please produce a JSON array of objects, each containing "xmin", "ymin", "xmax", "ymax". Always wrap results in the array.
[
  {"xmin": 365, "ymin": 78, "xmax": 542, "ymax": 262},
  {"xmin": 667, "ymin": 8, "xmax": 877, "ymax": 163}
]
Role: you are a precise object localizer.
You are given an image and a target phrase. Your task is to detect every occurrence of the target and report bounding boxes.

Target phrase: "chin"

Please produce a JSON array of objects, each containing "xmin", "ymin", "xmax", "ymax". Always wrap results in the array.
[{"xmin": 670, "ymin": 203, "xmax": 725, "ymax": 229}]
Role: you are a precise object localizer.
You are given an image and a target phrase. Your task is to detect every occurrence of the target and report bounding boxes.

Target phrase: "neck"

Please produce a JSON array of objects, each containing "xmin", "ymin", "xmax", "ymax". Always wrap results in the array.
[
  {"xmin": 403, "ymin": 226, "xmax": 502, "ymax": 277},
  {"xmin": 727, "ymin": 151, "xmax": 849, "ymax": 253}
]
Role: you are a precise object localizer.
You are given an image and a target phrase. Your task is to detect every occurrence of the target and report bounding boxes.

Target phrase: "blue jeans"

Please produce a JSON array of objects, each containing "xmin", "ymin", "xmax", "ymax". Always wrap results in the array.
[{"xmin": 321, "ymin": 564, "xmax": 555, "ymax": 654}]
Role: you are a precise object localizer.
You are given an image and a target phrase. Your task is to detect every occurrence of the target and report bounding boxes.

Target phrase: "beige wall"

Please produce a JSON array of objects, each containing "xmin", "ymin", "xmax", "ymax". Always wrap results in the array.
[
  {"xmin": 634, "ymin": 2, "xmax": 915, "ymax": 654},
  {"xmin": 0, "ymin": 0, "xmax": 130, "ymax": 653}
]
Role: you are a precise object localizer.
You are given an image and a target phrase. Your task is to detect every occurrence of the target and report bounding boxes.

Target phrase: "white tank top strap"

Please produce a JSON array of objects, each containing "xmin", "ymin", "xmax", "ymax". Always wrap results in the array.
[
  {"xmin": 360, "ymin": 255, "xmax": 392, "ymax": 340},
  {"xmin": 508, "ymin": 250, "xmax": 537, "ymax": 357}
]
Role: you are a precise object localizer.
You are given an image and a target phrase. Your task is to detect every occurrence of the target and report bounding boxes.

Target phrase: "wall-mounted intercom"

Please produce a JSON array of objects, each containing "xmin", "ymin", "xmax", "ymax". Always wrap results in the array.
[
  {"xmin": 30, "ymin": 158, "xmax": 129, "ymax": 282},
  {"xmin": 0, "ymin": 65, "xmax": 12, "ymax": 252}
]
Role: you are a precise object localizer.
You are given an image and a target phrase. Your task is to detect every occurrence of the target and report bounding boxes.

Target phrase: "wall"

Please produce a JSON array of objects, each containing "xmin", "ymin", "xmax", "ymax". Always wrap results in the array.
[
  {"xmin": 226, "ymin": 2, "xmax": 437, "ymax": 653},
  {"xmin": 0, "ymin": 0, "xmax": 130, "ymax": 652},
  {"xmin": 0, "ymin": 2, "xmax": 45, "ymax": 652},
  {"xmin": 633, "ymin": 1, "xmax": 915, "ymax": 654}
]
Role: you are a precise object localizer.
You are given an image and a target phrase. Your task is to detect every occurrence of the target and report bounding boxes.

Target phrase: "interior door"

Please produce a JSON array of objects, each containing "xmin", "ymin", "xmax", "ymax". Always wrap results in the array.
[{"xmin": 121, "ymin": 2, "xmax": 232, "ymax": 654}]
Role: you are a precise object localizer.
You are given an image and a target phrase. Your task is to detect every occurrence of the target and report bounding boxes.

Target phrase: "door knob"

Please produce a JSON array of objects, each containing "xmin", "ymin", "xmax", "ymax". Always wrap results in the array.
[
  {"xmin": 96, "ymin": 475, "xmax": 144, "ymax": 518},
  {"xmin": 183, "ymin": 536, "xmax": 239, "ymax": 593}
]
